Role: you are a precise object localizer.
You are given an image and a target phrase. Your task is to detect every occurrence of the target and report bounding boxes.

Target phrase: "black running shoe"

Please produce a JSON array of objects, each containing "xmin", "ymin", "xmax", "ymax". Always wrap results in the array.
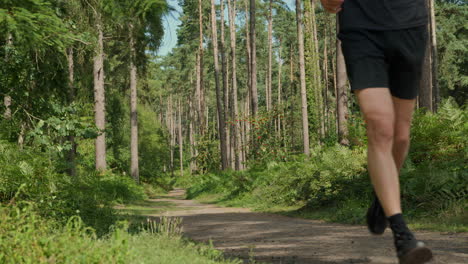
[
  {"xmin": 392, "ymin": 225, "xmax": 433, "ymax": 264},
  {"xmin": 366, "ymin": 193, "xmax": 388, "ymax": 235}
]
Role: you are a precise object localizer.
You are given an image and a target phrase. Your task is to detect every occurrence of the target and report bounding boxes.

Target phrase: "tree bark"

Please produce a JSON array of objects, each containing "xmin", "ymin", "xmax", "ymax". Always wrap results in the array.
[
  {"xmin": 198, "ymin": 0, "xmax": 206, "ymax": 135},
  {"xmin": 211, "ymin": 0, "xmax": 229, "ymax": 170},
  {"xmin": 336, "ymin": 17, "xmax": 349, "ymax": 146},
  {"xmin": 4, "ymin": 33, "xmax": 12, "ymax": 120},
  {"xmin": 429, "ymin": 0, "xmax": 439, "ymax": 112},
  {"xmin": 267, "ymin": 0, "xmax": 273, "ymax": 112},
  {"xmin": 249, "ymin": 0, "xmax": 258, "ymax": 116},
  {"xmin": 94, "ymin": 20, "xmax": 107, "ymax": 171},
  {"xmin": 296, "ymin": 0, "xmax": 310, "ymax": 156},
  {"xmin": 67, "ymin": 47, "xmax": 77, "ymax": 177},
  {"xmin": 228, "ymin": 0, "xmax": 242, "ymax": 170},
  {"xmin": 129, "ymin": 23, "xmax": 139, "ymax": 183},
  {"xmin": 277, "ymin": 42, "xmax": 283, "ymax": 140},
  {"xmin": 419, "ymin": 0, "xmax": 433, "ymax": 113},
  {"xmin": 178, "ymin": 100, "xmax": 183, "ymax": 177},
  {"xmin": 220, "ymin": 0, "xmax": 232, "ymax": 168}
]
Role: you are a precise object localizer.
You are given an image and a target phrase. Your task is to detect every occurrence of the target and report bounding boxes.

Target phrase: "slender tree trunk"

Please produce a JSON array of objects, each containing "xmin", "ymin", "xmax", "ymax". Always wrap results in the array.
[
  {"xmin": 289, "ymin": 44, "xmax": 296, "ymax": 149},
  {"xmin": 228, "ymin": 0, "xmax": 242, "ymax": 170},
  {"xmin": 4, "ymin": 33, "xmax": 12, "ymax": 120},
  {"xmin": 429, "ymin": 0, "xmax": 439, "ymax": 112},
  {"xmin": 419, "ymin": 0, "xmax": 433, "ymax": 112},
  {"xmin": 67, "ymin": 47, "xmax": 77, "ymax": 177},
  {"xmin": 220, "ymin": 0, "xmax": 232, "ymax": 168},
  {"xmin": 267, "ymin": 0, "xmax": 273, "ymax": 112},
  {"xmin": 323, "ymin": 23, "xmax": 330, "ymax": 135},
  {"xmin": 198, "ymin": 0, "xmax": 206, "ymax": 135},
  {"xmin": 211, "ymin": 0, "xmax": 229, "ymax": 170},
  {"xmin": 296, "ymin": 0, "xmax": 310, "ymax": 156},
  {"xmin": 178, "ymin": 100, "xmax": 183, "ymax": 177},
  {"xmin": 129, "ymin": 24, "xmax": 139, "ymax": 183},
  {"xmin": 277, "ymin": 42, "xmax": 283, "ymax": 139},
  {"xmin": 189, "ymin": 100, "xmax": 196, "ymax": 173},
  {"xmin": 169, "ymin": 97, "xmax": 175, "ymax": 176},
  {"xmin": 331, "ymin": 21, "xmax": 338, "ymax": 137},
  {"xmin": 311, "ymin": 0, "xmax": 325, "ymax": 140},
  {"xmin": 249, "ymin": 0, "xmax": 258, "ymax": 116},
  {"xmin": 94, "ymin": 20, "xmax": 107, "ymax": 171},
  {"xmin": 244, "ymin": 0, "xmax": 252, "ymax": 159},
  {"xmin": 336, "ymin": 17, "xmax": 349, "ymax": 146}
]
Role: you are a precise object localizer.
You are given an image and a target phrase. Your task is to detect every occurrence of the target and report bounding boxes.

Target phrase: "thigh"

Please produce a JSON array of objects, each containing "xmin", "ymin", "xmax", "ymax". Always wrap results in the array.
[
  {"xmin": 392, "ymin": 96, "xmax": 416, "ymax": 137},
  {"xmin": 355, "ymin": 88, "xmax": 395, "ymax": 125}
]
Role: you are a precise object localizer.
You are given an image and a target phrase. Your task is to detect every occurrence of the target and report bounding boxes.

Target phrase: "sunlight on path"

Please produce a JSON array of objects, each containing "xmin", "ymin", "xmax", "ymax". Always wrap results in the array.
[{"xmin": 139, "ymin": 189, "xmax": 468, "ymax": 264}]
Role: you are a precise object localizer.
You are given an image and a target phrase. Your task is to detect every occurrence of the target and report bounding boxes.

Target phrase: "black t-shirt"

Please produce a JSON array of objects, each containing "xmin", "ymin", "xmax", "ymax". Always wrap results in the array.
[{"xmin": 338, "ymin": 0, "xmax": 428, "ymax": 31}]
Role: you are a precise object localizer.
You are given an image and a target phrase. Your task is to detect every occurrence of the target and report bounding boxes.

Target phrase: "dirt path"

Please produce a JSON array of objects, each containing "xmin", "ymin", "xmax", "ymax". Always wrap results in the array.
[{"xmin": 146, "ymin": 189, "xmax": 467, "ymax": 264}]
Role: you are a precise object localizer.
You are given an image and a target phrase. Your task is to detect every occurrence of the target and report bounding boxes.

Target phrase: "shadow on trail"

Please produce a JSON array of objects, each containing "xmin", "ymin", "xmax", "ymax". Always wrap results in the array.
[{"xmin": 141, "ymin": 189, "xmax": 468, "ymax": 264}]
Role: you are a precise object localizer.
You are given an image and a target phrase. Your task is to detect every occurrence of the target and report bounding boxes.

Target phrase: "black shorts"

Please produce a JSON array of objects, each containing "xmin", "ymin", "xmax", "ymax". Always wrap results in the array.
[{"xmin": 338, "ymin": 26, "xmax": 428, "ymax": 100}]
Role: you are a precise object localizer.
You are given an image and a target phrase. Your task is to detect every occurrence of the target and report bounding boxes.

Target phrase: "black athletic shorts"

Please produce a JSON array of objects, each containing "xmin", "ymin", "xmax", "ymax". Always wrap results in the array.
[{"xmin": 338, "ymin": 25, "xmax": 428, "ymax": 99}]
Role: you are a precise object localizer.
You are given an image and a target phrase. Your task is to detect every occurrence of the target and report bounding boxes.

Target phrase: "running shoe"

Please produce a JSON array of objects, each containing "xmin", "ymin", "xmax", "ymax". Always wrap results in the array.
[
  {"xmin": 366, "ymin": 193, "xmax": 388, "ymax": 235},
  {"xmin": 392, "ymin": 226, "xmax": 433, "ymax": 264}
]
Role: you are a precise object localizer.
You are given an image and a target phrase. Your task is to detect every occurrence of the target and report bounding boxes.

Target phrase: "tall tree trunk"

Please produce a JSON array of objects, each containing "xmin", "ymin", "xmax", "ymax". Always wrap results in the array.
[
  {"xmin": 169, "ymin": 97, "xmax": 175, "ymax": 176},
  {"xmin": 211, "ymin": 0, "xmax": 229, "ymax": 170},
  {"xmin": 266, "ymin": 0, "xmax": 273, "ymax": 112},
  {"xmin": 296, "ymin": 0, "xmax": 310, "ymax": 156},
  {"xmin": 129, "ymin": 24, "xmax": 139, "ymax": 183},
  {"xmin": 429, "ymin": 0, "xmax": 439, "ymax": 111},
  {"xmin": 277, "ymin": 41, "xmax": 283, "ymax": 140},
  {"xmin": 336, "ymin": 17, "xmax": 349, "ymax": 146},
  {"xmin": 220, "ymin": 0, "xmax": 232, "ymax": 168},
  {"xmin": 4, "ymin": 33, "xmax": 12, "ymax": 120},
  {"xmin": 189, "ymin": 100, "xmax": 196, "ymax": 173},
  {"xmin": 67, "ymin": 47, "xmax": 77, "ymax": 177},
  {"xmin": 244, "ymin": 0, "xmax": 252, "ymax": 159},
  {"xmin": 228, "ymin": 0, "xmax": 242, "ymax": 170},
  {"xmin": 178, "ymin": 100, "xmax": 183, "ymax": 177},
  {"xmin": 94, "ymin": 20, "xmax": 107, "ymax": 171},
  {"xmin": 311, "ymin": 0, "xmax": 325, "ymax": 140},
  {"xmin": 289, "ymin": 44, "xmax": 296, "ymax": 149},
  {"xmin": 323, "ymin": 22, "xmax": 330, "ymax": 135},
  {"xmin": 198, "ymin": 0, "xmax": 206, "ymax": 135},
  {"xmin": 419, "ymin": 0, "xmax": 433, "ymax": 112},
  {"xmin": 249, "ymin": 0, "xmax": 258, "ymax": 116}
]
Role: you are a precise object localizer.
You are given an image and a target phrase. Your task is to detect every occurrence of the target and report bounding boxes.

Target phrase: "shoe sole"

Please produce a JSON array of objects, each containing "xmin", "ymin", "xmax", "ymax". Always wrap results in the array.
[{"xmin": 399, "ymin": 246, "xmax": 433, "ymax": 264}]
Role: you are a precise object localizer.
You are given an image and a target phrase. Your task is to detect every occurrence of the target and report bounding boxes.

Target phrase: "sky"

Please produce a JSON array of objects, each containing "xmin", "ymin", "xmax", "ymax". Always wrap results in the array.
[{"xmin": 157, "ymin": 0, "xmax": 297, "ymax": 57}]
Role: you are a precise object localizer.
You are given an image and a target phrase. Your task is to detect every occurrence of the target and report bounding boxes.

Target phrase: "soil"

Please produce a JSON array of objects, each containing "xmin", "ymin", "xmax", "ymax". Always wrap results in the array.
[{"xmin": 146, "ymin": 189, "xmax": 468, "ymax": 264}]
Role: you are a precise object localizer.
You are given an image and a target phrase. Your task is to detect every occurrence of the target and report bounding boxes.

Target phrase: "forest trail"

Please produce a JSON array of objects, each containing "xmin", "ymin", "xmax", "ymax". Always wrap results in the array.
[{"xmin": 144, "ymin": 189, "xmax": 467, "ymax": 264}]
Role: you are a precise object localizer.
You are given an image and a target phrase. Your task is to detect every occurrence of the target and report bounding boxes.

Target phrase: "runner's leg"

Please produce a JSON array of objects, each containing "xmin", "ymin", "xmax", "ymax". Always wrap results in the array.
[
  {"xmin": 355, "ymin": 88, "xmax": 401, "ymax": 217},
  {"xmin": 392, "ymin": 96, "xmax": 417, "ymax": 172}
]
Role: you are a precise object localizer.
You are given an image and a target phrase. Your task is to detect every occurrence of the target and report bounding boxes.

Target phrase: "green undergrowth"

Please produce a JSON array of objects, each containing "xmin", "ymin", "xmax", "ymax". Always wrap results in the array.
[
  {"xmin": 0, "ymin": 205, "xmax": 242, "ymax": 264},
  {"xmin": 185, "ymin": 100, "xmax": 467, "ymax": 233}
]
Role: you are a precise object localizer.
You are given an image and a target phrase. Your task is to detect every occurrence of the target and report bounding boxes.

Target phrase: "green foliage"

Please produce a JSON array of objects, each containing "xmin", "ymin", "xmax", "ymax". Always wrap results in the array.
[
  {"xmin": 435, "ymin": 2, "xmax": 468, "ymax": 104},
  {"xmin": 241, "ymin": 109, "xmax": 290, "ymax": 167},
  {"xmin": 0, "ymin": 140, "xmax": 147, "ymax": 234},
  {"xmin": 410, "ymin": 98, "xmax": 467, "ymax": 165},
  {"xmin": 188, "ymin": 144, "xmax": 368, "ymax": 207},
  {"xmin": 138, "ymin": 104, "xmax": 172, "ymax": 187},
  {"xmin": 0, "ymin": 206, "xmax": 241, "ymax": 264},
  {"xmin": 194, "ymin": 134, "xmax": 222, "ymax": 174}
]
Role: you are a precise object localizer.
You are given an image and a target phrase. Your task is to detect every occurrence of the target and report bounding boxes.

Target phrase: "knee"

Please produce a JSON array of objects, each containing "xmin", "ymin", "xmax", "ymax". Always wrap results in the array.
[
  {"xmin": 366, "ymin": 117, "xmax": 395, "ymax": 148},
  {"xmin": 394, "ymin": 130, "xmax": 411, "ymax": 148}
]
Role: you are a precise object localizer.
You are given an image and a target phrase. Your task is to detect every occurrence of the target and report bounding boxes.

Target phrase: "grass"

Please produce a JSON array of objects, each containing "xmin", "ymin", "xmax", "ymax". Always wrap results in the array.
[{"xmin": 115, "ymin": 200, "xmax": 182, "ymax": 216}]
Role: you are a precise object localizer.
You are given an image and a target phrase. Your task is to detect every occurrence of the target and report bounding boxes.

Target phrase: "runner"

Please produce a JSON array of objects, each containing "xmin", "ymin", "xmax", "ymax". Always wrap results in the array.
[{"xmin": 319, "ymin": 0, "xmax": 434, "ymax": 263}]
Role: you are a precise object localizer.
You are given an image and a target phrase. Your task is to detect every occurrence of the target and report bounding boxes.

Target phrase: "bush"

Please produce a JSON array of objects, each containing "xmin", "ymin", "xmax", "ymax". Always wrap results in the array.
[
  {"xmin": 187, "ymin": 144, "xmax": 368, "ymax": 207},
  {"xmin": 0, "ymin": 141, "xmax": 147, "ymax": 234}
]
